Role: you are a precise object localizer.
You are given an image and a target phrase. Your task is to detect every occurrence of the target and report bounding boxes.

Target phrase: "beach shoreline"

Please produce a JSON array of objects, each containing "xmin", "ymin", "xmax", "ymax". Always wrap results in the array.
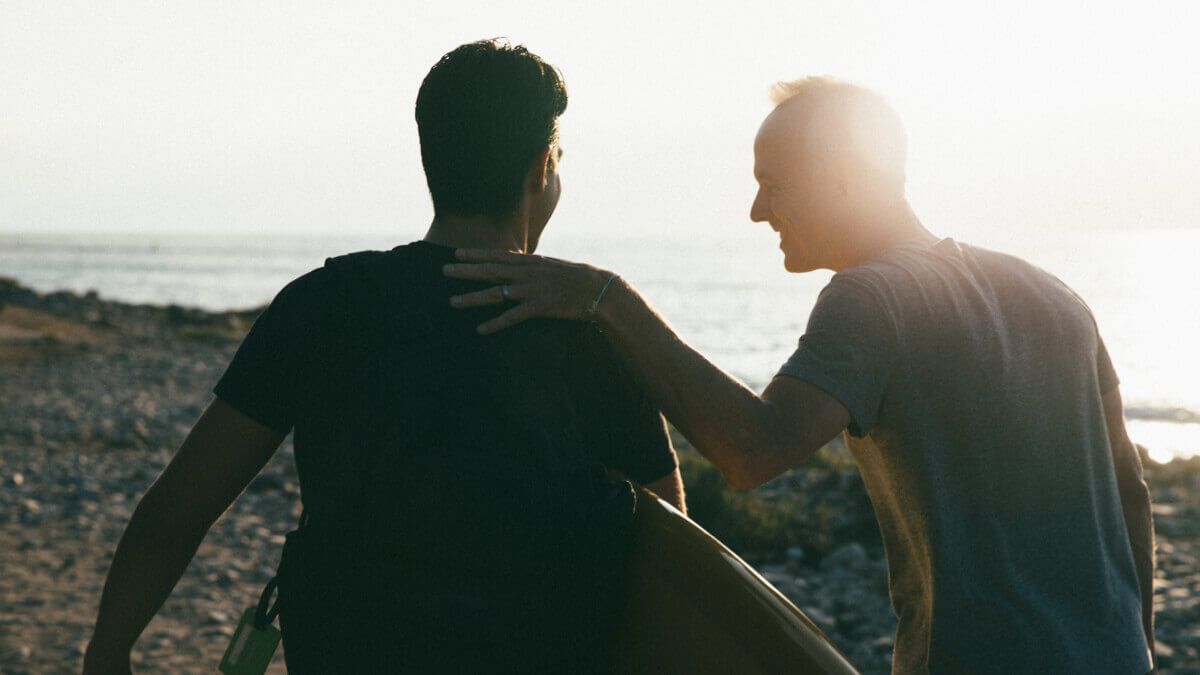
[{"xmin": 2, "ymin": 278, "xmax": 1197, "ymax": 673}]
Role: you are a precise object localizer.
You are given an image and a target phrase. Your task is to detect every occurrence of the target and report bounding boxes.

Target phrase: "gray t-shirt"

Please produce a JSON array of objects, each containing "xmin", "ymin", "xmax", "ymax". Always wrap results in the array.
[{"xmin": 778, "ymin": 238, "xmax": 1150, "ymax": 674}]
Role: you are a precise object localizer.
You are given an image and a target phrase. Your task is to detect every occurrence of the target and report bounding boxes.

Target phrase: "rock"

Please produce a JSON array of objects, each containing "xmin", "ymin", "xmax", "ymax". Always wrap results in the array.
[
  {"xmin": 248, "ymin": 473, "xmax": 286, "ymax": 493},
  {"xmin": 0, "ymin": 276, "xmax": 17, "ymax": 310},
  {"xmin": 10, "ymin": 472, "xmax": 24, "ymax": 487},
  {"xmin": 18, "ymin": 499, "xmax": 42, "ymax": 525},
  {"xmin": 802, "ymin": 606, "xmax": 834, "ymax": 629},
  {"xmin": 215, "ymin": 570, "xmax": 241, "ymax": 589},
  {"xmin": 836, "ymin": 610, "xmax": 864, "ymax": 630},
  {"xmin": 821, "ymin": 542, "xmax": 868, "ymax": 572},
  {"xmin": 1156, "ymin": 640, "xmax": 1176, "ymax": 668},
  {"xmin": 201, "ymin": 625, "xmax": 235, "ymax": 639}
]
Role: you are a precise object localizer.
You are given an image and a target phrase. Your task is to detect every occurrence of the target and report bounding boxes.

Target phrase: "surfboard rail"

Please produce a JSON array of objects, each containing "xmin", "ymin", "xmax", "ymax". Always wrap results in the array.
[{"xmin": 613, "ymin": 485, "xmax": 861, "ymax": 674}]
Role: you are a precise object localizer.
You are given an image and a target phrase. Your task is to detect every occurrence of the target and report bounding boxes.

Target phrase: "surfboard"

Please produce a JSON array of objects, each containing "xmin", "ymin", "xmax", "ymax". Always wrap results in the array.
[{"xmin": 613, "ymin": 485, "xmax": 860, "ymax": 674}]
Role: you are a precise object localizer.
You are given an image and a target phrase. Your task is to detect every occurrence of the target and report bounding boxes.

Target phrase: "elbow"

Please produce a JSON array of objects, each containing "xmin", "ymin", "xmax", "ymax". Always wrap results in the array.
[
  {"xmin": 721, "ymin": 466, "xmax": 760, "ymax": 490},
  {"xmin": 706, "ymin": 408, "xmax": 803, "ymax": 490},
  {"xmin": 717, "ymin": 443, "xmax": 775, "ymax": 490},
  {"xmin": 720, "ymin": 401, "xmax": 819, "ymax": 490},
  {"xmin": 719, "ymin": 419, "xmax": 806, "ymax": 490}
]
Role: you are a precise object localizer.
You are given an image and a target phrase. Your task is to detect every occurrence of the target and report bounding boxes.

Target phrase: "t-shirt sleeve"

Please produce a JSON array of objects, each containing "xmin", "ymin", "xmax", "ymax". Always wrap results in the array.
[
  {"xmin": 212, "ymin": 269, "xmax": 328, "ymax": 435},
  {"xmin": 1067, "ymin": 280, "xmax": 1120, "ymax": 396},
  {"xmin": 1096, "ymin": 333, "xmax": 1120, "ymax": 395},
  {"xmin": 776, "ymin": 275, "xmax": 896, "ymax": 438},
  {"xmin": 578, "ymin": 327, "xmax": 678, "ymax": 485}
]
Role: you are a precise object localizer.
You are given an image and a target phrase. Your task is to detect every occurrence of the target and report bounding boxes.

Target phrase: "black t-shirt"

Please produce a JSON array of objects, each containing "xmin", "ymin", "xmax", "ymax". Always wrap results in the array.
[
  {"xmin": 214, "ymin": 241, "xmax": 676, "ymax": 669},
  {"xmin": 213, "ymin": 239, "xmax": 675, "ymax": 523}
]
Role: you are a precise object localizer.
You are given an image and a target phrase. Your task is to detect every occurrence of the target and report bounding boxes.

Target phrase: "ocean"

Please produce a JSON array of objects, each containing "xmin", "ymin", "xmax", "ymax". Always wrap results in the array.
[{"xmin": 3, "ymin": 227, "xmax": 1198, "ymax": 463}]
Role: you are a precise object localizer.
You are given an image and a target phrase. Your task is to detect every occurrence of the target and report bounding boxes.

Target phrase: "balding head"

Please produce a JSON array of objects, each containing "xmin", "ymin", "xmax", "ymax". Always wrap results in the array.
[
  {"xmin": 750, "ymin": 78, "xmax": 917, "ymax": 273},
  {"xmin": 759, "ymin": 77, "xmax": 908, "ymax": 194}
]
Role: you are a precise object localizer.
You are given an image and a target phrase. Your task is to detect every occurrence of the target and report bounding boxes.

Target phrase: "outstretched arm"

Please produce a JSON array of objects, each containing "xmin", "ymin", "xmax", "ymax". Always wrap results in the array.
[
  {"xmin": 444, "ymin": 251, "xmax": 850, "ymax": 488},
  {"xmin": 83, "ymin": 398, "xmax": 284, "ymax": 674},
  {"xmin": 594, "ymin": 276, "xmax": 849, "ymax": 488}
]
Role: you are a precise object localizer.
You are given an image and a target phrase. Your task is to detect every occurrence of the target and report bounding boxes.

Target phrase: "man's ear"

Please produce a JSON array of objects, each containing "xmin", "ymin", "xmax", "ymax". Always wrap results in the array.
[{"xmin": 526, "ymin": 146, "xmax": 553, "ymax": 194}]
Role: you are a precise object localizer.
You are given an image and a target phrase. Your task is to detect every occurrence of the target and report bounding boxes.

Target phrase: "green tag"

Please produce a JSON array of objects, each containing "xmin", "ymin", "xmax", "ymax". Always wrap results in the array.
[{"xmin": 218, "ymin": 607, "xmax": 282, "ymax": 675}]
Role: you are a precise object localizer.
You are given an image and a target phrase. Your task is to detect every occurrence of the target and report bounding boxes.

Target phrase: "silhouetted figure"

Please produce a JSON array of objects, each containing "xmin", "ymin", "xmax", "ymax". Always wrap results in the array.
[{"xmin": 84, "ymin": 39, "xmax": 683, "ymax": 675}]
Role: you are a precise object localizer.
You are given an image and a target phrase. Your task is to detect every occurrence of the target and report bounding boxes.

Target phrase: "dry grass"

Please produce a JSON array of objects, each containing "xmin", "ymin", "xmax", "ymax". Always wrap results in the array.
[{"xmin": 0, "ymin": 306, "xmax": 109, "ymax": 362}]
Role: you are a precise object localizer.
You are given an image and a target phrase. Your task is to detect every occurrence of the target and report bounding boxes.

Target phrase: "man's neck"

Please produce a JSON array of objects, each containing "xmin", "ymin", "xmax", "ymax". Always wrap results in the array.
[
  {"xmin": 843, "ymin": 200, "xmax": 939, "ymax": 269},
  {"xmin": 423, "ymin": 213, "xmax": 529, "ymax": 252}
]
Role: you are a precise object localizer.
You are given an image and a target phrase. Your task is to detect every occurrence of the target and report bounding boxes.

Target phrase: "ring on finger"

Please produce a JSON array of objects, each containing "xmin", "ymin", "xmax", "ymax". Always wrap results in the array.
[{"xmin": 500, "ymin": 283, "xmax": 512, "ymax": 301}]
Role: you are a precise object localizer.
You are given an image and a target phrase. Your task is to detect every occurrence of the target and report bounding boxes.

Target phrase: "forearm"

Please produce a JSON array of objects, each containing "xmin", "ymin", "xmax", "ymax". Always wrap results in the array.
[
  {"xmin": 597, "ymin": 278, "xmax": 780, "ymax": 487},
  {"xmin": 86, "ymin": 503, "xmax": 209, "ymax": 661}
]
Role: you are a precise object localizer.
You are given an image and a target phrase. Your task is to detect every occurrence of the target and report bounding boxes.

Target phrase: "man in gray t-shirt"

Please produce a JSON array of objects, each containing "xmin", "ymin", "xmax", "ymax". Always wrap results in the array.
[
  {"xmin": 442, "ymin": 77, "xmax": 1156, "ymax": 673},
  {"xmin": 777, "ymin": 237, "xmax": 1148, "ymax": 672}
]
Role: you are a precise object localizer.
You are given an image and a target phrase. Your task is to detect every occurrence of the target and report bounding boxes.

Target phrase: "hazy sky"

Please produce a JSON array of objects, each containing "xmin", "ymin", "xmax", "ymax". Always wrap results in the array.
[{"xmin": 3, "ymin": 0, "xmax": 1198, "ymax": 240}]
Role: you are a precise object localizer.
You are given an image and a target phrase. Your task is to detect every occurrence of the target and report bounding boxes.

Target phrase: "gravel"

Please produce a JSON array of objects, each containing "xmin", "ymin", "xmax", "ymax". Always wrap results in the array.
[{"xmin": 2, "ymin": 278, "xmax": 1196, "ymax": 674}]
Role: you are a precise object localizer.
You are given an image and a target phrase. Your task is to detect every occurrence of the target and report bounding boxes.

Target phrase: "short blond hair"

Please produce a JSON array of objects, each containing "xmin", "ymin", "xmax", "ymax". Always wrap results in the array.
[{"xmin": 768, "ymin": 76, "xmax": 908, "ymax": 187}]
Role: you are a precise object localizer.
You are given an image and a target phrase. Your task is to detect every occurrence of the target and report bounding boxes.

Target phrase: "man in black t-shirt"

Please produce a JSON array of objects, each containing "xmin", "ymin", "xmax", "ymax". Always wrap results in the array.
[
  {"xmin": 84, "ymin": 39, "xmax": 682, "ymax": 675},
  {"xmin": 212, "ymin": 241, "xmax": 680, "ymax": 507}
]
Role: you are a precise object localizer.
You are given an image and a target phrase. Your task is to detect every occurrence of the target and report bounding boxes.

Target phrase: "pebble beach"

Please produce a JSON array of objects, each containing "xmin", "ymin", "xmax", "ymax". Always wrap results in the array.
[{"xmin": 1, "ymin": 278, "xmax": 1197, "ymax": 674}]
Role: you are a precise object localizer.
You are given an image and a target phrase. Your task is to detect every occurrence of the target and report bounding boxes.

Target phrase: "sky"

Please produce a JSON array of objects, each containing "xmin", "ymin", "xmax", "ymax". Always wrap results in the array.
[{"xmin": 2, "ymin": 0, "xmax": 1199, "ymax": 241}]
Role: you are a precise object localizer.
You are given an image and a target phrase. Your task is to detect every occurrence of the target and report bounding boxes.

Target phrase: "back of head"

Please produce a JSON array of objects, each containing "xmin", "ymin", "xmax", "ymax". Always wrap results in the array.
[
  {"xmin": 416, "ymin": 39, "xmax": 568, "ymax": 223},
  {"xmin": 769, "ymin": 77, "xmax": 908, "ymax": 193}
]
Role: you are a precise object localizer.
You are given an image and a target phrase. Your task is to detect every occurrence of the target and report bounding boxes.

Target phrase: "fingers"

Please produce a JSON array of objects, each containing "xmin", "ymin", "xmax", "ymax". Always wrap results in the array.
[
  {"xmin": 449, "ymin": 286, "xmax": 508, "ymax": 309},
  {"xmin": 454, "ymin": 248, "xmax": 536, "ymax": 264},
  {"xmin": 476, "ymin": 302, "xmax": 542, "ymax": 335}
]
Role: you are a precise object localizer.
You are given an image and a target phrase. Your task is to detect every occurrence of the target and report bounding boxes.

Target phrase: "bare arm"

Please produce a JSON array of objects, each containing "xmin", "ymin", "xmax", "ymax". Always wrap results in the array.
[
  {"xmin": 83, "ymin": 398, "xmax": 285, "ymax": 674},
  {"xmin": 645, "ymin": 467, "xmax": 687, "ymax": 514},
  {"xmin": 444, "ymin": 253, "xmax": 850, "ymax": 488},
  {"xmin": 597, "ymin": 279, "xmax": 849, "ymax": 487},
  {"xmin": 1102, "ymin": 386, "xmax": 1157, "ymax": 668}
]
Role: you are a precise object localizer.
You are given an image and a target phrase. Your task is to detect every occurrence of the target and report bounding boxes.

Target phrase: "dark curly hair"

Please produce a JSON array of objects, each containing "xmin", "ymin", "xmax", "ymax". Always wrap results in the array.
[{"xmin": 415, "ymin": 39, "xmax": 568, "ymax": 222}]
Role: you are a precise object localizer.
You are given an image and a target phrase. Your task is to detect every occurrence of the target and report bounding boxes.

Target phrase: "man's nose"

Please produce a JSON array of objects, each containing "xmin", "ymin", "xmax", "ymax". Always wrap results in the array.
[{"xmin": 750, "ymin": 191, "xmax": 769, "ymax": 223}]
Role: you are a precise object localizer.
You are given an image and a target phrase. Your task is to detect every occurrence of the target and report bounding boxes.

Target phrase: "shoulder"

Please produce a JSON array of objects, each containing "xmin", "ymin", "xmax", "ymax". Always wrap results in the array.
[
  {"xmin": 265, "ymin": 265, "xmax": 341, "ymax": 320},
  {"xmin": 815, "ymin": 263, "xmax": 893, "ymax": 317},
  {"xmin": 259, "ymin": 248, "xmax": 399, "ymax": 324},
  {"xmin": 958, "ymin": 242, "xmax": 1097, "ymax": 317},
  {"xmin": 322, "ymin": 248, "xmax": 406, "ymax": 282}
]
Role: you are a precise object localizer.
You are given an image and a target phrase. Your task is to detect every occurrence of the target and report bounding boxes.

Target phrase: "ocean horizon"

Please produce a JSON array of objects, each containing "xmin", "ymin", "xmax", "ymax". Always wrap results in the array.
[{"xmin": 3, "ymin": 226, "xmax": 1198, "ymax": 463}]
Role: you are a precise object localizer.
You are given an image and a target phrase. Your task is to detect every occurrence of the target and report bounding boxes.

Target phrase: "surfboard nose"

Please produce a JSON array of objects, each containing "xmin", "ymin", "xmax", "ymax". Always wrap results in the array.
[{"xmin": 613, "ymin": 485, "xmax": 860, "ymax": 674}]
